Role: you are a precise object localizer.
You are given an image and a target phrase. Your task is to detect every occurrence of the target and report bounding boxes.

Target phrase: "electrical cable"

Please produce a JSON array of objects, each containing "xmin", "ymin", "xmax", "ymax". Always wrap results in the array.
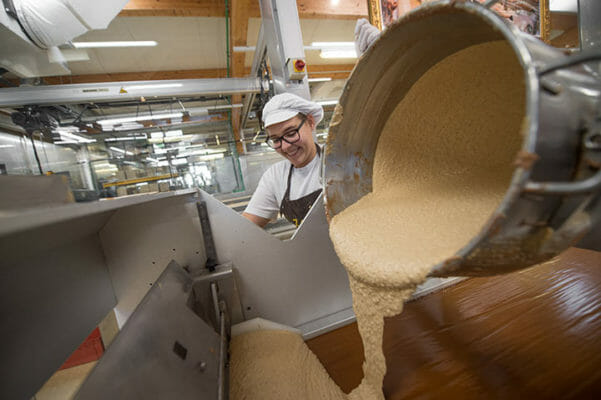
[{"xmin": 29, "ymin": 132, "xmax": 44, "ymax": 174}]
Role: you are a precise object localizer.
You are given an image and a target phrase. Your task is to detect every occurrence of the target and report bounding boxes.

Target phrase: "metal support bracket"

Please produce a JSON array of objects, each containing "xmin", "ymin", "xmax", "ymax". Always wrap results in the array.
[
  {"xmin": 259, "ymin": 0, "xmax": 310, "ymax": 99},
  {"xmin": 75, "ymin": 261, "xmax": 239, "ymax": 399}
]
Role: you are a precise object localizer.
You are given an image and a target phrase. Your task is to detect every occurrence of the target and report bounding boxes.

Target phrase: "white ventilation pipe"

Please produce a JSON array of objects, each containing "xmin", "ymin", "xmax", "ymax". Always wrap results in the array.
[{"xmin": 11, "ymin": 0, "xmax": 129, "ymax": 49}]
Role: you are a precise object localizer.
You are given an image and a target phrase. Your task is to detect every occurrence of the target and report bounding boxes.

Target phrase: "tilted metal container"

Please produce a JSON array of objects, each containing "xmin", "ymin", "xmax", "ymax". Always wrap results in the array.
[{"xmin": 324, "ymin": 1, "xmax": 601, "ymax": 277}]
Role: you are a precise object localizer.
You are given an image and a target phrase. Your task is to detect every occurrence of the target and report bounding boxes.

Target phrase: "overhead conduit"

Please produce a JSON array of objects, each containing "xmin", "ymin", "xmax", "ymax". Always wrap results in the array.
[{"xmin": 3, "ymin": 0, "xmax": 129, "ymax": 64}]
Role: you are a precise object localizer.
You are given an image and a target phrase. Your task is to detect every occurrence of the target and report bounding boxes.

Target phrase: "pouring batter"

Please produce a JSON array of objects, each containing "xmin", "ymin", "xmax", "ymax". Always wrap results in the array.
[{"xmin": 329, "ymin": 39, "xmax": 525, "ymax": 399}]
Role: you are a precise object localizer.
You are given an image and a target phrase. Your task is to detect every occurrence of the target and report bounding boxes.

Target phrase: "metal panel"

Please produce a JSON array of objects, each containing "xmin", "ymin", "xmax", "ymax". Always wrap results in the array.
[
  {"xmin": 0, "ymin": 189, "xmax": 204, "ymax": 399},
  {"xmin": 579, "ymin": 0, "xmax": 601, "ymax": 53},
  {"xmin": 0, "ymin": 78, "xmax": 266, "ymax": 107},
  {"xmin": 0, "ymin": 225, "xmax": 116, "ymax": 400},
  {"xmin": 200, "ymin": 190, "xmax": 351, "ymax": 335},
  {"xmin": 200, "ymin": 190, "xmax": 462, "ymax": 338},
  {"xmin": 0, "ymin": 189, "xmax": 197, "ymax": 237},
  {"xmin": 99, "ymin": 191, "xmax": 207, "ymax": 328},
  {"xmin": 75, "ymin": 261, "xmax": 222, "ymax": 400}
]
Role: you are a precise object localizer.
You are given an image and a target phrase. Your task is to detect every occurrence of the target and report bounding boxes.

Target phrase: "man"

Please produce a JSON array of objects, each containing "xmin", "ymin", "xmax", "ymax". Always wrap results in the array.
[{"xmin": 243, "ymin": 93, "xmax": 324, "ymax": 228}]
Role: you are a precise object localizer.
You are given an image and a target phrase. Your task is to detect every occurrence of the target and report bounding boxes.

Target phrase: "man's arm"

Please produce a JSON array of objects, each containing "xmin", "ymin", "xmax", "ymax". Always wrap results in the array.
[{"xmin": 242, "ymin": 212, "xmax": 271, "ymax": 228}]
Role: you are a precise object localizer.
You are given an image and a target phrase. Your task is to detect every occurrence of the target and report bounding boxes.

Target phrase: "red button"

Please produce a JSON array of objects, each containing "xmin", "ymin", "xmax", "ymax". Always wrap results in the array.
[{"xmin": 294, "ymin": 59, "xmax": 306, "ymax": 71}]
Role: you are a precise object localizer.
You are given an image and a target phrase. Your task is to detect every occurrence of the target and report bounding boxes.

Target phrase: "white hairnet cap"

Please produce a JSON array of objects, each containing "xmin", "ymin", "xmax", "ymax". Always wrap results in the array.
[{"xmin": 262, "ymin": 93, "xmax": 324, "ymax": 128}]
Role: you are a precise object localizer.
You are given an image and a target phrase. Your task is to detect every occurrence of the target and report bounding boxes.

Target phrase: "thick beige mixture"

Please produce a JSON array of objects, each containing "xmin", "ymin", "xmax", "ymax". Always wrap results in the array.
[
  {"xmin": 231, "ymin": 40, "xmax": 525, "ymax": 399},
  {"xmin": 230, "ymin": 330, "xmax": 346, "ymax": 400}
]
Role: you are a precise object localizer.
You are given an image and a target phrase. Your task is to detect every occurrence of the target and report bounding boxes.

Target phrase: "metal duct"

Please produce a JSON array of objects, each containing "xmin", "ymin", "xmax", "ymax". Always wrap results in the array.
[{"xmin": 9, "ymin": 0, "xmax": 129, "ymax": 49}]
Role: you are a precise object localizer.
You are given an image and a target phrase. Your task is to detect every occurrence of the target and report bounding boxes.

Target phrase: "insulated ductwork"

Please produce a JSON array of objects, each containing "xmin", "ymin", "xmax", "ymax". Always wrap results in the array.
[{"xmin": 0, "ymin": 0, "xmax": 129, "ymax": 77}]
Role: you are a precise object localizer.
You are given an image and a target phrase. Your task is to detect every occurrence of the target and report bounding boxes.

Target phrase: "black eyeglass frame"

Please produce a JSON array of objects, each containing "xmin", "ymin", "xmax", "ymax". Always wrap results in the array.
[{"xmin": 265, "ymin": 117, "xmax": 306, "ymax": 149}]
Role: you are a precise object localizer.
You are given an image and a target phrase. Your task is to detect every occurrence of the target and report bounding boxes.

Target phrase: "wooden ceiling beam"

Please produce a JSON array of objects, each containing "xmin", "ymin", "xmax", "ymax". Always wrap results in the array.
[
  {"xmin": 296, "ymin": 0, "xmax": 367, "ymax": 20},
  {"xmin": 120, "ymin": 0, "xmax": 225, "ymax": 17},
  {"xmin": 230, "ymin": 0, "xmax": 250, "ymax": 79},
  {"xmin": 120, "ymin": 0, "xmax": 367, "ymax": 19},
  {"xmin": 230, "ymin": 0, "xmax": 252, "ymax": 153}
]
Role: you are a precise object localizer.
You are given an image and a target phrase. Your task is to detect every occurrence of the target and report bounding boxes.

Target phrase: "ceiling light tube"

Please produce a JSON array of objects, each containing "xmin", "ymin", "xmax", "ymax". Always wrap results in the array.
[
  {"xmin": 98, "ymin": 112, "xmax": 183, "ymax": 125},
  {"xmin": 123, "ymin": 83, "xmax": 183, "ymax": 91},
  {"xmin": 104, "ymin": 134, "xmax": 148, "ymax": 142},
  {"xmin": 72, "ymin": 41, "xmax": 158, "ymax": 48},
  {"xmin": 58, "ymin": 131, "xmax": 96, "ymax": 143},
  {"xmin": 172, "ymin": 158, "xmax": 188, "ymax": 165},
  {"xmin": 54, "ymin": 140, "xmax": 79, "ymax": 145},
  {"xmin": 320, "ymin": 49, "xmax": 357, "ymax": 59},
  {"xmin": 317, "ymin": 100, "xmax": 338, "ymax": 106},
  {"xmin": 307, "ymin": 77, "xmax": 332, "ymax": 82},
  {"xmin": 109, "ymin": 146, "xmax": 134, "ymax": 156},
  {"xmin": 311, "ymin": 41, "xmax": 354, "ymax": 48}
]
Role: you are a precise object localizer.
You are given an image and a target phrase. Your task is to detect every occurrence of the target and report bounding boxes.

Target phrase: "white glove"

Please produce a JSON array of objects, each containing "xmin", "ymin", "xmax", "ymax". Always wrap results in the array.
[{"xmin": 354, "ymin": 18, "xmax": 381, "ymax": 57}]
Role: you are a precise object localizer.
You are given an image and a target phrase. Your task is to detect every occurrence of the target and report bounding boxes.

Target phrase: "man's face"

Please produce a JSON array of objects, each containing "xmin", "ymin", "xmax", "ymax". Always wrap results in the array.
[{"xmin": 267, "ymin": 114, "xmax": 316, "ymax": 168}]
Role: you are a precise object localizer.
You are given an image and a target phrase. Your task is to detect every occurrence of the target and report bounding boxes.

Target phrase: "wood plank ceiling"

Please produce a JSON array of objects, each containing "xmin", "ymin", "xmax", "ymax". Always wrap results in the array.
[{"xmin": 42, "ymin": 0, "xmax": 366, "ymax": 84}]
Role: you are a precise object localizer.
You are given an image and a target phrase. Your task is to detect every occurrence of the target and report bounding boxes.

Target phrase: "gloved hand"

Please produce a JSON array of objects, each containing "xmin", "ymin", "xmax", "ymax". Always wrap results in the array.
[{"xmin": 354, "ymin": 18, "xmax": 381, "ymax": 57}]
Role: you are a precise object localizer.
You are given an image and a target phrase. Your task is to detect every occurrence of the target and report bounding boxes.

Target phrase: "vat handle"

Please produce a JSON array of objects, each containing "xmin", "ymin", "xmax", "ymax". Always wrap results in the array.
[
  {"xmin": 524, "ymin": 169, "xmax": 601, "ymax": 195},
  {"xmin": 538, "ymin": 50, "xmax": 601, "ymax": 76}
]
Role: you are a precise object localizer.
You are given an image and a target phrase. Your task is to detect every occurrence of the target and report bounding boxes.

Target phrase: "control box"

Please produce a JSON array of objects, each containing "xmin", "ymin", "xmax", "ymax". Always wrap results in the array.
[{"xmin": 287, "ymin": 58, "xmax": 307, "ymax": 81}]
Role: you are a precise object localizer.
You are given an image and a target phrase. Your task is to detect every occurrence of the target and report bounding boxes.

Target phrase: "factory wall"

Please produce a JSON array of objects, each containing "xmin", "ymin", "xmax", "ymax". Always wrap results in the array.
[
  {"xmin": 0, "ymin": 131, "xmax": 86, "ymax": 189},
  {"xmin": 0, "ymin": 129, "xmax": 285, "ymax": 199}
]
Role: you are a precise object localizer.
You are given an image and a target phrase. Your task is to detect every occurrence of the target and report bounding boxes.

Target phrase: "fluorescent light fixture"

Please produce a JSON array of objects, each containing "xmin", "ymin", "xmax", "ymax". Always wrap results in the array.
[
  {"xmin": 320, "ymin": 49, "xmax": 357, "ymax": 59},
  {"xmin": 72, "ymin": 41, "xmax": 158, "ymax": 48},
  {"xmin": 110, "ymin": 146, "xmax": 134, "ymax": 156},
  {"xmin": 198, "ymin": 153, "xmax": 225, "ymax": 161},
  {"xmin": 123, "ymin": 83, "xmax": 183, "ymax": 91},
  {"xmin": 110, "ymin": 123, "xmax": 144, "ymax": 132},
  {"xmin": 157, "ymin": 160, "xmax": 170, "ymax": 167},
  {"xmin": 104, "ymin": 134, "xmax": 148, "ymax": 142},
  {"xmin": 150, "ymin": 132, "xmax": 164, "ymax": 139},
  {"xmin": 307, "ymin": 77, "xmax": 332, "ymax": 83},
  {"xmin": 146, "ymin": 157, "xmax": 159, "ymax": 163},
  {"xmin": 165, "ymin": 130, "xmax": 183, "ymax": 137},
  {"xmin": 56, "ymin": 129, "xmax": 96, "ymax": 143},
  {"xmin": 311, "ymin": 41, "xmax": 354, "ymax": 48},
  {"xmin": 98, "ymin": 112, "xmax": 183, "ymax": 125},
  {"xmin": 172, "ymin": 158, "xmax": 188, "ymax": 165},
  {"xmin": 185, "ymin": 143, "xmax": 206, "ymax": 149},
  {"xmin": 180, "ymin": 148, "xmax": 227, "ymax": 157},
  {"xmin": 317, "ymin": 100, "xmax": 339, "ymax": 106},
  {"xmin": 0, "ymin": 144, "xmax": 14, "ymax": 148}
]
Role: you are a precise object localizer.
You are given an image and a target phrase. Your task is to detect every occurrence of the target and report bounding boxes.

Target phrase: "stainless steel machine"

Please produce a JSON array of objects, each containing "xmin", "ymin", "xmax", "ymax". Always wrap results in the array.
[{"xmin": 324, "ymin": 0, "xmax": 601, "ymax": 278}]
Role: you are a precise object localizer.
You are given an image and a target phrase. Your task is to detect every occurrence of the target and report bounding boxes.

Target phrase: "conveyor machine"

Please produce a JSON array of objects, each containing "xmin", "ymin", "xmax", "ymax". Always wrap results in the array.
[{"xmin": 0, "ymin": 182, "xmax": 381, "ymax": 399}]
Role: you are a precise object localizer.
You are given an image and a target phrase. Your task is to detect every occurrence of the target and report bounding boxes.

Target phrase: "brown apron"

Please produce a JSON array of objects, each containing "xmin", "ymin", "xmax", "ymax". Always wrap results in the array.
[{"xmin": 279, "ymin": 145, "xmax": 322, "ymax": 227}]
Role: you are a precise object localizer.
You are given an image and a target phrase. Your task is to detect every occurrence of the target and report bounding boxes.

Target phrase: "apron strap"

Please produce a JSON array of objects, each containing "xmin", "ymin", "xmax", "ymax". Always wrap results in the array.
[{"xmin": 279, "ymin": 144, "xmax": 322, "ymax": 226}]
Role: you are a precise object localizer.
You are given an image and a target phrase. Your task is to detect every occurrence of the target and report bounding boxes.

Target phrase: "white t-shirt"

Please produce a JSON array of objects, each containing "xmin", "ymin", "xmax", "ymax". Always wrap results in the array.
[{"xmin": 244, "ymin": 151, "xmax": 322, "ymax": 220}]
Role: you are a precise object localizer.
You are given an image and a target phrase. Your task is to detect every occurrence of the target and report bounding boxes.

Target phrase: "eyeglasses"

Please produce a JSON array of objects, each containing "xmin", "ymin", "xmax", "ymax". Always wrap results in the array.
[{"xmin": 265, "ymin": 118, "xmax": 306, "ymax": 149}]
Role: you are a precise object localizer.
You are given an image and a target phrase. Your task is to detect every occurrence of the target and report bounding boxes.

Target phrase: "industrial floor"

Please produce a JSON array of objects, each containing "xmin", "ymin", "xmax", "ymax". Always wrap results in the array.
[{"xmin": 306, "ymin": 247, "xmax": 601, "ymax": 399}]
